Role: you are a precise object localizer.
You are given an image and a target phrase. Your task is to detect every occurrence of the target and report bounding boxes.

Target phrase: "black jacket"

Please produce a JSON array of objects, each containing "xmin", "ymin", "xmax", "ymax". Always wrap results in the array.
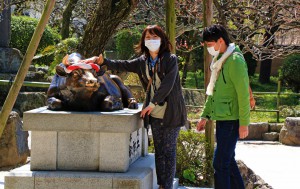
[{"xmin": 103, "ymin": 52, "xmax": 187, "ymax": 128}]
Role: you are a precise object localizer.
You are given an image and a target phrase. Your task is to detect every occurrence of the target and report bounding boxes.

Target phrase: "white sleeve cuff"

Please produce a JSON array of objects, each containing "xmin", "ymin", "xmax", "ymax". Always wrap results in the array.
[{"xmin": 148, "ymin": 102, "xmax": 156, "ymax": 108}]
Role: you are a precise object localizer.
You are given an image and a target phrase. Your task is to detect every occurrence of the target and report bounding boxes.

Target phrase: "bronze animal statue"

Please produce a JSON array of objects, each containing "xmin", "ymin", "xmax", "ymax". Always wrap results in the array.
[{"xmin": 47, "ymin": 53, "xmax": 138, "ymax": 111}]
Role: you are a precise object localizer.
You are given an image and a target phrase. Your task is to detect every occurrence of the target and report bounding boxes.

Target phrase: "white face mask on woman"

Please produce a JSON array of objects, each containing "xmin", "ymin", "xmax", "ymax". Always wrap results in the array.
[{"xmin": 145, "ymin": 39, "xmax": 161, "ymax": 52}]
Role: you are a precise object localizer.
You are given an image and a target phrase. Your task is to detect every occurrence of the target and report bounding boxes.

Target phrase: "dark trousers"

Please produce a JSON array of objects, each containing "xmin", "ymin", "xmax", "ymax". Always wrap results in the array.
[
  {"xmin": 213, "ymin": 120, "xmax": 245, "ymax": 189},
  {"xmin": 151, "ymin": 117, "xmax": 180, "ymax": 189}
]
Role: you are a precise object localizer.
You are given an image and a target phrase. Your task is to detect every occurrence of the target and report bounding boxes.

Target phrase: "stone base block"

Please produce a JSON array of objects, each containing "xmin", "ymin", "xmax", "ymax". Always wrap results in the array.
[
  {"xmin": 24, "ymin": 106, "xmax": 146, "ymax": 172},
  {"xmin": 5, "ymin": 154, "xmax": 159, "ymax": 189}
]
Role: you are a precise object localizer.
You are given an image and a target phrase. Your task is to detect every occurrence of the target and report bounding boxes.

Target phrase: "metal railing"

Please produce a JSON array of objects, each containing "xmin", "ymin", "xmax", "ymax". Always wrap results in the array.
[{"xmin": 0, "ymin": 80, "xmax": 50, "ymax": 88}]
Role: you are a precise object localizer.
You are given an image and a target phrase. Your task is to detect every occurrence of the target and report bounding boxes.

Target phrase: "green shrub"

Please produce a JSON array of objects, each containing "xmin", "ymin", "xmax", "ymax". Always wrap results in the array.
[
  {"xmin": 279, "ymin": 105, "xmax": 300, "ymax": 118},
  {"xmin": 115, "ymin": 28, "xmax": 141, "ymax": 59},
  {"xmin": 47, "ymin": 37, "xmax": 81, "ymax": 75},
  {"xmin": 176, "ymin": 130, "xmax": 211, "ymax": 187},
  {"xmin": 280, "ymin": 53, "xmax": 300, "ymax": 92},
  {"xmin": 10, "ymin": 16, "xmax": 60, "ymax": 64}
]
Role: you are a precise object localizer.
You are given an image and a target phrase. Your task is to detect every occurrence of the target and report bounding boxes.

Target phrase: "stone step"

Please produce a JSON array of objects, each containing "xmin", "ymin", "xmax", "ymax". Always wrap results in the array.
[
  {"xmin": 5, "ymin": 154, "xmax": 158, "ymax": 189},
  {"xmin": 262, "ymin": 132, "xmax": 279, "ymax": 141}
]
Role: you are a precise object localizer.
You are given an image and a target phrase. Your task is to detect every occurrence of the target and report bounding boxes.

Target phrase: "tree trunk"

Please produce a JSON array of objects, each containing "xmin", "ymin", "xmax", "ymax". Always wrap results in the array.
[
  {"xmin": 203, "ymin": 0, "xmax": 214, "ymax": 186},
  {"xmin": 258, "ymin": 26, "xmax": 277, "ymax": 84},
  {"xmin": 258, "ymin": 29, "xmax": 273, "ymax": 84},
  {"xmin": 0, "ymin": 0, "xmax": 11, "ymax": 47},
  {"xmin": 61, "ymin": 0, "xmax": 79, "ymax": 39},
  {"xmin": 259, "ymin": 58, "xmax": 272, "ymax": 83},
  {"xmin": 78, "ymin": 0, "xmax": 137, "ymax": 58},
  {"xmin": 165, "ymin": 0, "xmax": 176, "ymax": 54},
  {"xmin": 258, "ymin": 5, "xmax": 278, "ymax": 84},
  {"xmin": 191, "ymin": 53, "xmax": 200, "ymax": 89},
  {"xmin": 0, "ymin": 0, "xmax": 56, "ymax": 138}
]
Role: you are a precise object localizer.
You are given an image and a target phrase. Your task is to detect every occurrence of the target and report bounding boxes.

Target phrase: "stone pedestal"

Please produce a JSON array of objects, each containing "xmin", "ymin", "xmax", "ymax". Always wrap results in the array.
[
  {"xmin": 4, "ymin": 105, "xmax": 161, "ymax": 189},
  {"xmin": 23, "ymin": 106, "xmax": 146, "ymax": 172}
]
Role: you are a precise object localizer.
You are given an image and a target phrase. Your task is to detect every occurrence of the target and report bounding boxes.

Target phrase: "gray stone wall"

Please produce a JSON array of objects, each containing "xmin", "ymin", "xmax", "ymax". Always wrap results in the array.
[
  {"xmin": 279, "ymin": 117, "xmax": 300, "ymax": 146},
  {"xmin": 238, "ymin": 122, "xmax": 283, "ymax": 141},
  {"xmin": 0, "ymin": 111, "xmax": 29, "ymax": 168},
  {"xmin": 0, "ymin": 48, "xmax": 23, "ymax": 73}
]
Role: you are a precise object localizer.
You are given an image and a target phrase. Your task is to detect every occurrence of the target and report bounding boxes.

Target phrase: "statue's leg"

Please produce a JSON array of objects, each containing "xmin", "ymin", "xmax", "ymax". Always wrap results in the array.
[
  {"xmin": 47, "ymin": 97, "xmax": 62, "ymax": 110},
  {"xmin": 110, "ymin": 75, "xmax": 138, "ymax": 109},
  {"xmin": 98, "ymin": 73, "xmax": 124, "ymax": 111},
  {"xmin": 101, "ymin": 95, "xmax": 123, "ymax": 111}
]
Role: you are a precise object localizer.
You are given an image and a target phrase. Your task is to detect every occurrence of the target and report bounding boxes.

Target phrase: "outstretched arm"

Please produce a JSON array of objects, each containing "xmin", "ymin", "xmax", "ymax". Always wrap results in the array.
[{"xmin": 82, "ymin": 54, "xmax": 143, "ymax": 73}]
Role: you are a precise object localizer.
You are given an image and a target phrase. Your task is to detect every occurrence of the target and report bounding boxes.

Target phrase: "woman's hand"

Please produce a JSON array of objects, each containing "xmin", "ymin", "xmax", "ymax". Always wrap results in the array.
[
  {"xmin": 196, "ymin": 118, "xmax": 207, "ymax": 132},
  {"xmin": 96, "ymin": 54, "xmax": 104, "ymax": 65},
  {"xmin": 80, "ymin": 54, "xmax": 104, "ymax": 65},
  {"xmin": 140, "ymin": 105, "xmax": 154, "ymax": 118}
]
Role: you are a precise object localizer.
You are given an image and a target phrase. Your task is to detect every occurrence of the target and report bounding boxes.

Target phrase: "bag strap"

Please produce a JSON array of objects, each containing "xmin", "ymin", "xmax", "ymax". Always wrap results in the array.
[{"xmin": 146, "ymin": 78, "xmax": 152, "ymax": 93}]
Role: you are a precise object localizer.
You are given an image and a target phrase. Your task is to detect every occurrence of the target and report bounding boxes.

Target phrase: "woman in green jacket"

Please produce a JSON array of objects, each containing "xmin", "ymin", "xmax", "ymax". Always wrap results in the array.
[{"xmin": 196, "ymin": 24, "xmax": 250, "ymax": 189}]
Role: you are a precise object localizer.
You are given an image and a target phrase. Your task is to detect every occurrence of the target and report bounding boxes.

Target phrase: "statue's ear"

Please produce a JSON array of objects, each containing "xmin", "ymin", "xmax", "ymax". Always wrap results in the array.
[
  {"xmin": 62, "ymin": 54, "xmax": 69, "ymax": 66},
  {"xmin": 56, "ymin": 65, "xmax": 67, "ymax": 77}
]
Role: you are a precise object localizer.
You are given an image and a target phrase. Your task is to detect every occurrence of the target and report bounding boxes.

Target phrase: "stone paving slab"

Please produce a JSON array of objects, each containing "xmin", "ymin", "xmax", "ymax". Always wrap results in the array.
[
  {"xmin": 2, "ymin": 154, "xmax": 158, "ymax": 189},
  {"xmin": 236, "ymin": 141, "xmax": 300, "ymax": 189},
  {"xmin": 2, "ymin": 140, "xmax": 299, "ymax": 189}
]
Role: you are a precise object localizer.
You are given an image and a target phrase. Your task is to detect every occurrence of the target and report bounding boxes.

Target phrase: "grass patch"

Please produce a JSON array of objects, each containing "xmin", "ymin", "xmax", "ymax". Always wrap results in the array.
[
  {"xmin": 249, "ymin": 75, "xmax": 279, "ymax": 92},
  {"xmin": 180, "ymin": 71, "xmax": 204, "ymax": 89}
]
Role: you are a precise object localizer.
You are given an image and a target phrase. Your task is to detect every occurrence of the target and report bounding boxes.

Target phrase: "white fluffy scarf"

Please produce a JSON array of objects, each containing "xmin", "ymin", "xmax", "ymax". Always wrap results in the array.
[{"xmin": 206, "ymin": 43, "xmax": 235, "ymax": 95}]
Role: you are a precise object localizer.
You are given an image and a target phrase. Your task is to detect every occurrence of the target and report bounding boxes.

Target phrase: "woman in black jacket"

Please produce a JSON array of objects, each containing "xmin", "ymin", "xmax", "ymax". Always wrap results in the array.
[{"xmin": 84, "ymin": 25, "xmax": 186, "ymax": 189}]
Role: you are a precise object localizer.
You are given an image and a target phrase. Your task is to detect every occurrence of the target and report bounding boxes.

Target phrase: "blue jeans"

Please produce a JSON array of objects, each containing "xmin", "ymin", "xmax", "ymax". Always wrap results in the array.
[
  {"xmin": 151, "ymin": 117, "xmax": 180, "ymax": 189},
  {"xmin": 213, "ymin": 120, "xmax": 245, "ymax": 189}
]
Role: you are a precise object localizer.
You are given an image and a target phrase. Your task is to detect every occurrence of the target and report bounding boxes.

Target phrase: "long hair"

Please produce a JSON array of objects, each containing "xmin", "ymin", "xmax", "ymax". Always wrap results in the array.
[{"xmin": 135, "ymin": 25, "xmax": 172, "ymax": 57}]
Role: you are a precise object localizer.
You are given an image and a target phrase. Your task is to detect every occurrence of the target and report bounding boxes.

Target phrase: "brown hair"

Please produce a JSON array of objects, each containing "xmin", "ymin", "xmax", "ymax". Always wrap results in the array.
[{"xmin": 135, "ymin": 25, "xmax": 172, "ymax": 57}]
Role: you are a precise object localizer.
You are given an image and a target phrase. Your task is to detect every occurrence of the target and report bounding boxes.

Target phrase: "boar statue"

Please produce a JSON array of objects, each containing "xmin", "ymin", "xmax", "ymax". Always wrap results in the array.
[{"xmin": 47, "ymin": 53, "xmax": 138, "ymax": 111}]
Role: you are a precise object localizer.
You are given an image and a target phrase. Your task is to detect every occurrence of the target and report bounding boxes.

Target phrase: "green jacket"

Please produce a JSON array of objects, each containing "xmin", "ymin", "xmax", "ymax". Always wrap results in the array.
[{"xmin": 200, "ymin": 46, "xmax": 250, "ymax": 126}]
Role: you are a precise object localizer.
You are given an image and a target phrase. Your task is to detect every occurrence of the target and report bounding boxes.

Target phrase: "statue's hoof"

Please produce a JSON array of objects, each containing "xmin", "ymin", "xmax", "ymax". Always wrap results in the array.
[
  {"xmin": 47, "ymin": 97, "xmax": 62, "ymax": 110},
  {"xmin": 103, "ymin": 96, "xmax": 123, "ymax": 111},
  {"xmin": 128, "ymin": 98, "xmax": 138, "ymax": 109}
]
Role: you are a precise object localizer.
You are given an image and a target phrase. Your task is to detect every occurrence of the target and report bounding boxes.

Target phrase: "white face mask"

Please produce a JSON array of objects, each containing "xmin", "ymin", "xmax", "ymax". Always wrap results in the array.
[
  {"xmin": 207, "ymin": 42, "xmax": 221, "ymax": 56},
  {"xmin": 145, "ymin": 39, "xmax": 161, "ymax": 52}
]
